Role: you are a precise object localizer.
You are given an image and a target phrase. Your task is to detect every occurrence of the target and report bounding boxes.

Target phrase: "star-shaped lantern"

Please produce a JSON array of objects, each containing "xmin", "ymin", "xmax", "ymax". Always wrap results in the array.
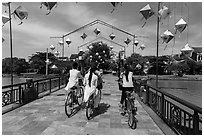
[
  {"xmin": 140, "ymin": 4, "xmax": 154, "ymax": 20},
  {"xmin": 40, "ymin": 2, "xmax": 57, "ymax": 15},
  {"xmin": 109, "ymin": 33, "xmax": 116, "ymax": 40},
  {"xmin": 94, "ymin": 28, "xmax": 101, "ymax": 35},
  {"xmin": 161, "ymin": 30, "xmax": 174, "ymax": 43},
  {"xmin": 81, "ymin": 33, "xmax": 87, "ymax": 40},
  {"xmin": 50, "ymin": 45, "xmax": 55, "ymax": 51},
  {"xmin": 159, "ymin": 5, "xmax": 171, "ymax": 19},
  {"xmin": 65, "ymin": 38, "xmax": 71, "ymax": 45},
  {"xmin": 13, "ymin": 6, "xmax": 28, "ymax": 25},
  {"xmin": 2, "ymin": 15, "xmax": 10, "ymax": 26},
  {"xmin": 180, "ymin": 43, "xmax": 194, "ymax": 57},
  {"xmin": 124, "ymin": 38, "xmax": 131, "ymax": 45},
  {"xmin": 175, "ymin": 18, "xmax": 187, "ymax": 33}
]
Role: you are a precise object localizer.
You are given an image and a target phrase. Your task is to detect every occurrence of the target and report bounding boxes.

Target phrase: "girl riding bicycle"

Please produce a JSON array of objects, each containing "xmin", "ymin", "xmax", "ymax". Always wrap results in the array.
[
  {"xmin": 65, "ymin": 62, "xmax": 83, "ymax": 99},
  {"xmin": 83, "ymin": 65, "xmax": 100, "ymax": 109},
  {"xmin": 119, "ymin": 63, "xmax": 134, "ymax": 115}
]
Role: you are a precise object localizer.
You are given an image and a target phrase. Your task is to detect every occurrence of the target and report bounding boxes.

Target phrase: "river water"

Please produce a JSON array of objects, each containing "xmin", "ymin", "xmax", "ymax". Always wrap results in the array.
[
  {"xmin": 2, "ymin": 77, "xmax": 202, "ymax": 108},
  {"xmin": 148, "ymin": 80, "xmax": 202, "ymax": 108}
]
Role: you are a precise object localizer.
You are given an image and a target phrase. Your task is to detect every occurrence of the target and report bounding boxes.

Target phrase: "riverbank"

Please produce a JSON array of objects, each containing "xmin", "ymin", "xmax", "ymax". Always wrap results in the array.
[
  {"xmin": 2, "ymin": 73, "xmax": 60, "ymax": 79},
  {"xmin": 133, "ymin": 75, "xmax": 202, "ymax": 81}
]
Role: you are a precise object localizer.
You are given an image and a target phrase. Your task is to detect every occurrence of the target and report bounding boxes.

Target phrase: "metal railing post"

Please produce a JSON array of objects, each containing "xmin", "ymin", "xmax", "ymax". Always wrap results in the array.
[
  {"xmin": 146, "ymin": 86, "xmax": 150, "ymax": 106},
  {"xmin": 18, "ymin": 85, "xmax": 22, "ymax": 104},
  {"xmin": 193, "ymin": 111, "xmax": 199, "ymax": 134},
  {"xmin": 49, "ymin": 78, "xmax": 52, "ymax": 94},
  {"xmin": 161, "ymin": 93, "xmax": 165, "ymax": 119},
  {"xmin": 58, "ymin": 77, "xmax": 60, "ymax": 89}
]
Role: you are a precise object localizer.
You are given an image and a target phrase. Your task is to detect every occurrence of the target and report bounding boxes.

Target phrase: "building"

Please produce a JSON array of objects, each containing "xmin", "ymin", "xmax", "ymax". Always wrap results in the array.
[
  {"xmin": 69, "ymin": 54, "xmax": 78, "ymax": 61},
  {"xmin": 192, "ymin": 47, "xmax": 202, "ymax": 62}
]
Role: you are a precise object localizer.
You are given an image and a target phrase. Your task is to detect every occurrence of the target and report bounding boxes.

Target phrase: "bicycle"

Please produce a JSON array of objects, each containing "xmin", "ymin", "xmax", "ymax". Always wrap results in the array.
[
  {"xmin": 122, "ymin": 91, "xmax": 138, "ymax": 129},
  {"xmin": 65, "ymin": 85, "xmax": 84, "ymax": 117},
  {"xmin": 86, "ymin": 89, "xmax": 102, "ymax": 120}
]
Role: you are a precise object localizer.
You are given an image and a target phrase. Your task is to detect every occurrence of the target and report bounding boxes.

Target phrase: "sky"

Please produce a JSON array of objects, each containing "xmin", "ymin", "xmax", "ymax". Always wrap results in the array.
[{"xmin": 1, "ymin": 1, "xmax": 202, "ymax": 60}]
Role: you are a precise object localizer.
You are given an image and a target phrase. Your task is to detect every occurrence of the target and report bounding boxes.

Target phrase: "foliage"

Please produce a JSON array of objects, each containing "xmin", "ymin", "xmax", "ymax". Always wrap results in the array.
[
  {"xmin": 2, "ymin": 57, "xmax": 29, "ymax": 75},
  {"xmin": 84, "ymin": 41, "xmax": 111, "ymax": 70},
  {"xmin": 29, "ymin": 52, "xmax": 57, "ymax": 74}
]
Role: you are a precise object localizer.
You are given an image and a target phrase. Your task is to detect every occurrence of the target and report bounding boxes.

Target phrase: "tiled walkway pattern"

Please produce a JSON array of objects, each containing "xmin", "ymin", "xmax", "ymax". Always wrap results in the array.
[{"xmin": 2, "ymin": 74, "xmax": 164, "ymax": 135}]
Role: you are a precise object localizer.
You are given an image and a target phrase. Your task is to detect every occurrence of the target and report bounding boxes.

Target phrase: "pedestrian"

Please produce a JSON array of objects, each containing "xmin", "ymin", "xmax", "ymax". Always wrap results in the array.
[{"xmin": 119, "ymin": 63, "xmax": 134, "ymax": 115}]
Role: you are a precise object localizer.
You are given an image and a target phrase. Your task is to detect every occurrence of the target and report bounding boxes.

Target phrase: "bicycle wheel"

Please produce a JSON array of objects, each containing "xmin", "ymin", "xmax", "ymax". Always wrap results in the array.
[
  {"xmin": 86, "ymin": 99, "xmax": 94, "ymax": 120},
  {"xmin": 65, "ymin": 92, "xmax": 73, "ymax": 117},
  {"xmin": 98, "ymin": 89, "xmax": 102, "ymax": 101},
  {"xmin": 76, "ymin": 87, "xmax": 84, "ymax": 106},
  {"xmin": 127, "ymin": 99, "xmax": 137, "ymax": 129}
]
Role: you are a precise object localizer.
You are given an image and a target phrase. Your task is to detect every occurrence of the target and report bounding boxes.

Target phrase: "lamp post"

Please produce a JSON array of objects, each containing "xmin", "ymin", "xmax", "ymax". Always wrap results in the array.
[{"xmin": 8, "ymin": 2, "xmax": 13, "ymax": 88}]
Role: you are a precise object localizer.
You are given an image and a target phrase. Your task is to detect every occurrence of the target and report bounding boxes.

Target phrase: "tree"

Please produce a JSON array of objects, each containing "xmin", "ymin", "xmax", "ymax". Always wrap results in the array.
[
  {"xmin": 2, "ymin": 57, "xmax": 29, "ymax": 75},
  {"xmin": 84, "ymin": 41, "xmax": 111, "ymax": 70},
  {"xmin": 29, "ymin": 52, "xmax": 57, "ymax": 74}
]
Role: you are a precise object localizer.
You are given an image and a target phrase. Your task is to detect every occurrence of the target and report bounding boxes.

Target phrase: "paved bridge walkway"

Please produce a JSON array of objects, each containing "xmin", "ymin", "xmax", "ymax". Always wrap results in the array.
[{"xmin": 2, "ymin": 74, "xmax": 169, "ymax": 135}]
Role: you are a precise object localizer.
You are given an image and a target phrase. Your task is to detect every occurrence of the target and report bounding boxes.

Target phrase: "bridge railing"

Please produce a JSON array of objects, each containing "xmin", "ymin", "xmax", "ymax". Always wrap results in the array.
[
  {"xmin": 2, "ymin": 76, "xmax": 66, "ymax": 114},
  {"xmin": 133, "ymin": 78, "xmax": 202, "ymax": 135}
]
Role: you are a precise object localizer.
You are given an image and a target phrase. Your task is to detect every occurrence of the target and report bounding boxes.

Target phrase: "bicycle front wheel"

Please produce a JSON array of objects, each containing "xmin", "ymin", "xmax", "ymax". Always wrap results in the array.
[
  {"xmin": 86, "ymin": 99, "xmax": 93, "ymax": 120},
  {"xmin": 65, "ymin": 92, "xmax": 73, "ymax": 117},
  {"xmin": 76, "ymin": 87, "xmax": 84, "ymax": 106}
]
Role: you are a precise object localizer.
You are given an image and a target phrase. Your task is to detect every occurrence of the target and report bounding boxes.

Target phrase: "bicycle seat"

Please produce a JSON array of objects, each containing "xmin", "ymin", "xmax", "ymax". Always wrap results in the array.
[{"xmin": 70, "ymin": 86, "xmax": 77, "ymax": 90}]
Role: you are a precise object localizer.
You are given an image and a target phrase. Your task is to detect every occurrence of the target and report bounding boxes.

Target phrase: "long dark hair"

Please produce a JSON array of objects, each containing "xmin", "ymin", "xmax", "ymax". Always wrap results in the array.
[
  {"xmin": 88, "ymin": 66, "xmax": 96, "ymax": 87},
  {"xmin": 124, "ymin": 64, "xmax": 129, "ymax": 82}
]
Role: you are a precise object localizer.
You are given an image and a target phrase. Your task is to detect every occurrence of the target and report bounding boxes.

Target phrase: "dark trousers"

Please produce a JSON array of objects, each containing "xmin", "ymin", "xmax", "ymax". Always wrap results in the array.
[{"xmin": 120, "ymin": 87, "xmax": 133, "ymax": 108}]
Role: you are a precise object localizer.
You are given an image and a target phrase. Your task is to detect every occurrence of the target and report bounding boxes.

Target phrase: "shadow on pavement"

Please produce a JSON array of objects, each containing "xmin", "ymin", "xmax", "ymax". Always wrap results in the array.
[
  {"xmin": 66, "ymin": 104, "xmax": 82, "ymax": 118},
  {"xmin": 90, "ymin": 103, "xmax": 110, "ymax": 120}
]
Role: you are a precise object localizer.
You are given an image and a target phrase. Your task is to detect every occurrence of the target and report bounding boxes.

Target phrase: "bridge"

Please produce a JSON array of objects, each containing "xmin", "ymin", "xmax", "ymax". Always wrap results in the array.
[{"xmin": 2, "ymin": 74, "xmax": 176, "ymax": 135}]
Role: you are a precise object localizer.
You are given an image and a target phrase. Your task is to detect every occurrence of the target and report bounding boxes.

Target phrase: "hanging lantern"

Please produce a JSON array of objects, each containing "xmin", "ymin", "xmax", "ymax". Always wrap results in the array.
[
  {"xmin": 55, "ymin": 51, "xmax": 60, "ymax": 57},
  {"xmin": 89, "ymin": 45, "xmax": 93, "ymax": 49},
  {"xmin": 103, "ymin": 50, "xmax": 105, "ymax": 53},
  {"xmin": 175, "ymin": 18, "xmax": 187, "ymax": 33},
  {"xmin": 136, "ymin": 64, "xmax": 142, "ymax": 70},
  {"xmin": 140, "ymin": 44, "xmax": 146, "ymax": 50},
  {"xmin": 180, "ymin": 43, "xmax": 194, "ymax": 57},
  {"xmin": 110, "ymin": 2, "xmax": 122, "ymax": 13},
  {"xmin": 109, "ymin": 45, "xmax": 113, "ymax": 49},
  {"xmin": 99, "ymin": 41, "xmax": 102, "ymax": 46},
  {"xmin": 94, "ymin": 28, "xmax": 101, "ymax": 35},
  {"xmin": 124, "ymin": 38, "xmax": 131, "ymax": 45},
  {"xmin": 13, "ymin": 6, "xmax": 28, "ymax": 25},
  {"xmin": 159, "ymin": 5, "xmax": 171, "ymax": 19},
  {"xmin": 133, "ymin": 40, "xmax": 139, "ymax": 46},
  {"xmin": 2, "ymin": 15, "xmax": 10, "ymax": 26},
  {"xmin": 59, "ymin": 40, "xmax": 64, "ymax": 46},
  {"xmin": 65, "ymin": 38, "xmax": 71, "ymax": 45},
  {"xmin": 161, "ymin": 30, "xmax": 174, "ymax": 43},
  {"xmin": 40, "ymin": 2, "xmax": 57, "ymax": 15},
  {"xmin": 109, "ymin": 33, "xmax": 116, "ymax": 40},
  {"xmin": 50, "ymin": 45, "xmax": 55, "ymax": 51},
  {"xmin": 81, "ymin": 33, "xmax": 87, "ymax": 40},
  {"xmin": 51, "ymin": 64, "xmax": 57, "ymax": 69},
  {"xmin": 140, "ymin": 4, "xmax": 154, "ymax": 27}
]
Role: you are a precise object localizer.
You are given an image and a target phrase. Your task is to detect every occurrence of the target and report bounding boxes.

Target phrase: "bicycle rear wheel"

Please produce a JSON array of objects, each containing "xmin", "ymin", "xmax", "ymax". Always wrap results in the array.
[
  {"xmin": 76, "ymin": 86, "xmax": 84, "ymax": 106},
  {"xmin": 127, "ymin": 99, "xmax": 137, "ymax": 129},
  {"xmin": 65, "ymin": 92, "xmax": 73, "ymax": 117},
  {"xmin": 86, "ymin": 99, "xmax": 94, "ymax": 120}
]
